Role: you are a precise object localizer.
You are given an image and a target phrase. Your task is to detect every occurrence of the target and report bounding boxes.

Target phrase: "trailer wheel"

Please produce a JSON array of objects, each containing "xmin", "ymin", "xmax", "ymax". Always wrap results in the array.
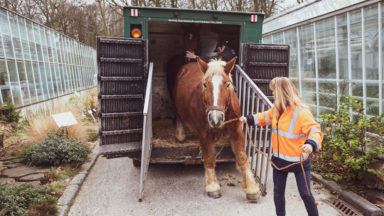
[{"xmin": 132, "ymin": 159, "xmax": 141, "ymax": 167}]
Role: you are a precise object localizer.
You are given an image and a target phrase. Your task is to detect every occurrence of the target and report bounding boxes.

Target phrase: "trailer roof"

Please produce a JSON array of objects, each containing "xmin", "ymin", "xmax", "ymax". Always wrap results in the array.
[{"xmin": 124, "ymin": 6, "xmax": 264, "ymax": 16}]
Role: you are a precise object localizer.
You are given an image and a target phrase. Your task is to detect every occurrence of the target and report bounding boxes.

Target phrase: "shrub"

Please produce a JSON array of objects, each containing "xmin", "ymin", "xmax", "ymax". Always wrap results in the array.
[
  {"xmin": 25, "ymin": 104, "xmax": 88, "ymax": 143},
  {"xmin": 0, "ymin": 101, "xmax": 20, "ymax": 123},
  {"xmin": 314, "ymin": 96, "xmax": 384, "ymax": 181},
  {"xmin": 0, "ymin": 183, "xmax": 57, "ymax": 216},
  {"xmin": 21, "ymin": 130, "xmax": 90, "ymax": 167}
]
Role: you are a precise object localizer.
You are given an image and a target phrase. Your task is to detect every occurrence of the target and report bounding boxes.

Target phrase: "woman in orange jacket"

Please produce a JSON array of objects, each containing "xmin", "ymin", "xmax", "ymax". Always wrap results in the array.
[{"xmin": 241, "ymin": 77, "xmax": 323, "ymax": 216}]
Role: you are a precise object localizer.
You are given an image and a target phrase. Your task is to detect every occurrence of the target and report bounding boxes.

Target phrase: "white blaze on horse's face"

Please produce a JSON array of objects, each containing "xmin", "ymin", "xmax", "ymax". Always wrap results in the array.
[
  {"xmin": 202, "ymin": 60, "xmax": 228, "ymax": 129},
  {"xmin": 210, "ymin": 75, "xmax": 224, "ymax": 127}
]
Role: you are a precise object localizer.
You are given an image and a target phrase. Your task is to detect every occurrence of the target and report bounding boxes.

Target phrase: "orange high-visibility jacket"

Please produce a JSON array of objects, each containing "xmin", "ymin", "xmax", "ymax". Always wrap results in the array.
[{"xmin": 249, "ymin": 104, "xmax": 323, "ymax": 162}]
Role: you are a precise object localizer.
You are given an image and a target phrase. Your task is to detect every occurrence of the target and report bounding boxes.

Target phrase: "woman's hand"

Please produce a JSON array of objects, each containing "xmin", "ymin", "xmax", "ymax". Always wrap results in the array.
[
  {"xmin": 302, "ymin": 144, "xmax": 313, "ymax": 154},
  {"xmin": 240, "ymin": 116, "xmax": 247, "ymax": 124},
  {"xmin": 186, "ymin": 51, "xmax": 197, "ymax": 59}
]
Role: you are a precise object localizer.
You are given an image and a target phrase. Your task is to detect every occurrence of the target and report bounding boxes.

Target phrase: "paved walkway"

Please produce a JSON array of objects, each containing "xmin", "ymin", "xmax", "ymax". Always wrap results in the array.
[{"xmin": 69, "ymin": 157, "xmax": 341, "ymax": 216}]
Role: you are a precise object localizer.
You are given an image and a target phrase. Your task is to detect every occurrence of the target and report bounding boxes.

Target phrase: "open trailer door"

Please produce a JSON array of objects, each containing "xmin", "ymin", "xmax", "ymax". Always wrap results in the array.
[
  {"xmin": 237, "ymin": 43, "xmax": 289, "ymax": 195},
  {"xmin": 97, "ymin": 37, "xmax": 153, "ymax": 200},
  {"xmin": 97, "ymin": 37, "xmax": 148, "ymax": 157},
  {"xmin": 241, "ymin": 43, "xmax": 290, "ymax": 101}
]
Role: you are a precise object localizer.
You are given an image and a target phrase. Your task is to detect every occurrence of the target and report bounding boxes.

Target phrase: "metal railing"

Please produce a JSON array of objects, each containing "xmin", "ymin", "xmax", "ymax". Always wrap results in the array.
[
  {"xmin": 235, "ymin": 64, "xmax": 273, "ymax": 195},
  {"xmin": 138, "ymin": 62, "xmax": 153, "ymax": 201}
]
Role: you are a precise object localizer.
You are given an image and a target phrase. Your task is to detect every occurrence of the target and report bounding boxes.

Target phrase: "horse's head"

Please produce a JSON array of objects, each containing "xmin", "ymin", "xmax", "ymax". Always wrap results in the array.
[
  {"xmin": 184, "ymin": 31, "xmax": 199, "ymax": 52},
  {"xmin": 197, "ymin": 57, "xmax": 237, "ymax": 128}
]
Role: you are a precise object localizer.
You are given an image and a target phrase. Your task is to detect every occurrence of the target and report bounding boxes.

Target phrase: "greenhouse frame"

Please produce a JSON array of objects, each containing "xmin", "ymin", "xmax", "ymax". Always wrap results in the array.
[
  {"xmin": 0, "ymin": 6, "xmax": 97, "ymax": 108},
  {"xmin": 263, "ymin": 0, "xmax": 383, "ymax": 117}
]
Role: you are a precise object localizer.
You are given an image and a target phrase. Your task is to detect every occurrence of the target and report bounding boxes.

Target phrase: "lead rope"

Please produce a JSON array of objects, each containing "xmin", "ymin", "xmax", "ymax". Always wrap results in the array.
[{"xmin": 222, "ymin": 118, "xmax": 318, "ymax": 206}]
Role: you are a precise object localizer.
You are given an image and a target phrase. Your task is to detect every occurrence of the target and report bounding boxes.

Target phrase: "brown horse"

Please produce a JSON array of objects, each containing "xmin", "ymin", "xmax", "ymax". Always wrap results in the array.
[{"xmin": 174, "ymin": 57, "xmax": 261, "ymax": 201}]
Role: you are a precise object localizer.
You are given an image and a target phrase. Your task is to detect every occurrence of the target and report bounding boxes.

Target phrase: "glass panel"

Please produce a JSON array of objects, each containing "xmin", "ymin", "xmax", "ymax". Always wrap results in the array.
[
  {"xmin": 285, "ymin": 29, "xmax": 298, "ymax": 78},
  {"xmin": 302, "ymin": 81, "xmax": 316, "ymax": 106},
  {"xmin": 33, "ymin": 63, "xmax": 43, "ymax": 100},
  {"xmin": 319, "ymin": 81, "xmax": 337, "ymax": 109},
  {"xmin": 39, "ymin": 62, "xmax": 49, "ymax": 98},
  {"xmin": 0, "ymin": 59, "xmax": 11, "ymax": 103},
  {"xmin": 50, "ymin": 63, "xmax": 58, "ymax": 95},
  {"xmin": 337, "ymin": 14, "xmax": 349, "ymax": 94},
  {"xmin": 300, "ymin": 24, "xmax": 316, "ymax": 109},
  {"xmin": 8, "ymin": 13, "xmax": 19, "ymax": 39},
  {"xmin": 364, "ymin": 5, "xmax": 379, "ymax": 115},
  {"xmin": 317, "ymin": 17, "xmax": 336, "ymax": 79},
  {"xmin": 17, "ymin": 61, "xmax": 29, "ymax": 104},
  {"xmin": 300, "ymin": 24, "xmax": 315, "ymax": 79},
  {"xmin": 3, "ymin": 35, "xmax": 14, "ymax": 58},
  {"xmin": 350, "ymin": 10, "xmax": 362, "ymax": 80},
  {"xmin": 0, "ymin": 35, "xmax": 3, "ymax": 58},
  {"xmin": 25, "ymin": 62, "xmax": 37, "ymax": 102},
  {"xmin": 7, "ymin": 60, "xmax": 22, "ymax": 106},
  {"xmin": 263, "ymin": 36, "xmax": 272, "ymax": 44},
  {"xmin": 382, "ymin": 2, "xmax": 384, "ymax": 114},
  {"xmin": 45, "ymin": 62, "xmax": 54, "ymax": 97},
  {"xmin": 0, "ymin": 9, "xmax": 11, "ymax": 35},
  {"xmin": 367, "ymin": 83, "xmax": 379, "ymax": 115},
  {"xmin": 273, "ymin": 32, "xmax": 284, "ymax": 44}
]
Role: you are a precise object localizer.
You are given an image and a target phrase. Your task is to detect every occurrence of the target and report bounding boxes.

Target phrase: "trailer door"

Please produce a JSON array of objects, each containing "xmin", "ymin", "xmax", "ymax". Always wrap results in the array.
[
  {"xmin": 97, "ymin": 37, "xmax": 148, "ymax": 157},
  {"xmin": 241, "ymin": 43, "xmax": 290, "ymax": 101}
]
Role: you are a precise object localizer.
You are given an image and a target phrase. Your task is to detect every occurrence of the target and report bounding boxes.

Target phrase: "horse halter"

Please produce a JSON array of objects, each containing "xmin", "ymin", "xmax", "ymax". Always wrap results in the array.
[{"xmin": 206, "ymin": 105, "xmax": 225, "ymax": 114}]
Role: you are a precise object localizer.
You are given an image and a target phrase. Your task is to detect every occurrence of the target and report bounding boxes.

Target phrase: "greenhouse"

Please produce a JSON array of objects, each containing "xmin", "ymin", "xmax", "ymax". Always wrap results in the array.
[
  {"xmin": 263, "ymin": 0, "xmax": 383, "ymax": 117},
  {"xmin": 0, "ymin": 6, "xmax": 97, "ymax": 108}
]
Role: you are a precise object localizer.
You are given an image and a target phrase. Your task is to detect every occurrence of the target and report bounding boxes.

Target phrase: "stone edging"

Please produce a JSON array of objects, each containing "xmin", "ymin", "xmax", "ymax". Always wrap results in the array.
[
  {"xmin": 56, "ymin": 148, "xmax": 100, "ymax": 216},
  {"xmin": 311, "ymin": 172, "xmax": 384, "ymax": 216}
]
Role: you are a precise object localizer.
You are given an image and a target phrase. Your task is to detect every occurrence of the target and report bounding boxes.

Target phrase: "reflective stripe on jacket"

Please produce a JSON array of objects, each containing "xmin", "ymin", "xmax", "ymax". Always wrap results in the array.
[{"xmin": 250, "ymin": 104, "xmax": 323, "ymax": 162}]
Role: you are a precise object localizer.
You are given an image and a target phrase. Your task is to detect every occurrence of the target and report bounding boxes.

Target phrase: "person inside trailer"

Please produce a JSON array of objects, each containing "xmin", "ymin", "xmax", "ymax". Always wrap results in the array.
[{"xmin": 186, "ymin": 40, "xmax": 236, "ymax": 62}]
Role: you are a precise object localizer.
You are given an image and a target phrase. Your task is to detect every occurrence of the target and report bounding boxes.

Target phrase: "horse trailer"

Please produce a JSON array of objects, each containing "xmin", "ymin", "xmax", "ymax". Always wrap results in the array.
[{"xmin": 96, "ymin": 6, "xmax": 290, "ymax": 200}]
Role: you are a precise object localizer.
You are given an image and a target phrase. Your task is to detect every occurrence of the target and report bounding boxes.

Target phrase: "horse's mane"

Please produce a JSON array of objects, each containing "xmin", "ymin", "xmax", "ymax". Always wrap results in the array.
[
  {"xmin": 203, "ymin": 59, "xmax": 226, "ymax": 79},
  {"xmin": 203, "ymin": 59, "xmax": 233, "ymax": 83}
]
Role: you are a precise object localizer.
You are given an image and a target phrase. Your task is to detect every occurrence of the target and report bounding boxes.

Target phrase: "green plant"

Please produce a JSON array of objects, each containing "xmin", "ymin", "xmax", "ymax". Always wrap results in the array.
[
  {"xmin": 314, "ymin": 96, "xmax": 384, "ymax": 181},
  {"xmin": 0, "ymin": 183, "xmax": 57, "ymax": 216},
  {"xmin": 20, "ymin": 130, "xmax": 91, "ymax": 167},
  {"xmin": 0, "ymin": 101, "xmax": 20, "ymax": 123}
]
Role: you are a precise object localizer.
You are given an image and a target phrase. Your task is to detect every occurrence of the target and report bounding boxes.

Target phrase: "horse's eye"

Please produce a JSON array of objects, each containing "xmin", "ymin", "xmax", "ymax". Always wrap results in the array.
[{"xmin": 203, "ymin": 83, "xmax": 207, "ymax": 88}]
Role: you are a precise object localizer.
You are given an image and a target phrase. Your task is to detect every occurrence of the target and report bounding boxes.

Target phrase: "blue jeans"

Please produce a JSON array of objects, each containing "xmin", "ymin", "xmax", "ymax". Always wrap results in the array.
[{"xmin": 272, "ymin": 156, "xmax": 318, "ymax": 216}]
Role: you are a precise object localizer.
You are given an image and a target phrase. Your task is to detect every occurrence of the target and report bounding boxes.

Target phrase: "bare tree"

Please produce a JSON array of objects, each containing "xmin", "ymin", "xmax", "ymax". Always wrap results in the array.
[{"xmin": 96, "ymin": 0, "xmax": 111, "ymax": 36}]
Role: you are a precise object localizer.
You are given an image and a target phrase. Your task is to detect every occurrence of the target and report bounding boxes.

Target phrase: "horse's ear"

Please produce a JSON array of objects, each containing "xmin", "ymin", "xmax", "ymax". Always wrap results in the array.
[
  {"xmin": 224, "ymin": 56, "xmax": 237, "ymax": 75},
  {"xmin": 197, "ymin": 57, "xmax": 208, "ymax": 74}
]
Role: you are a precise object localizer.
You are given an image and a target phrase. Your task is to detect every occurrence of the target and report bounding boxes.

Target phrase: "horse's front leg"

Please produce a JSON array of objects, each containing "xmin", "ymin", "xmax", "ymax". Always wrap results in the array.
[
  {"xmin": 200, "ymin": 134, "xmax": 221, "ymax": 198},
  {"xmin": 229, "ymin": 125, "xmax": 261, "ymax": 202}
]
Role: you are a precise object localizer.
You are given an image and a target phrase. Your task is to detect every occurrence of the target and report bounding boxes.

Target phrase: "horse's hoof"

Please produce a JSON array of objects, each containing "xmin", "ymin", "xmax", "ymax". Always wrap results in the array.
[
  {"xmin": 207, "ymin": 191, "xmax": 222, "ymax": 199},
  {"xmin": 246, "ymin": 194, "xmax": 259, "ymax": 203}
]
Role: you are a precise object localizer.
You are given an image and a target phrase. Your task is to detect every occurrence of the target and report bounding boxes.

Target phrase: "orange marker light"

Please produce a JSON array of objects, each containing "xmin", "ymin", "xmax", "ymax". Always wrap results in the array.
[{"xmin": 131, "ymin": 28, "xmax": 142, "ymax": 38}]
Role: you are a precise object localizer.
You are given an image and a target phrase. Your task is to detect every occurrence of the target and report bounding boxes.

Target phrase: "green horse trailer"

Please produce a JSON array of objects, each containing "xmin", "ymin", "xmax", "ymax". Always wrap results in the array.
[{"xmin": 97, "ymin": 6, "xmax": 289, "ymax": 200}]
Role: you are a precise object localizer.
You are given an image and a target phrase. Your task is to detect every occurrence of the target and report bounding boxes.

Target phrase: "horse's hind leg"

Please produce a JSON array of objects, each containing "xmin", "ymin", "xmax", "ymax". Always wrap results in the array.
[
  {"xmin": 230, "ymin": 127, "xmax": 261, "ymax": 202},
  {"xmin": 175, "ymin": 117, "xmax": 186, "ymax": 142},
  {"xmin": 200, "ymin": 135, "xmax": 221, "ymax": 198}
]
